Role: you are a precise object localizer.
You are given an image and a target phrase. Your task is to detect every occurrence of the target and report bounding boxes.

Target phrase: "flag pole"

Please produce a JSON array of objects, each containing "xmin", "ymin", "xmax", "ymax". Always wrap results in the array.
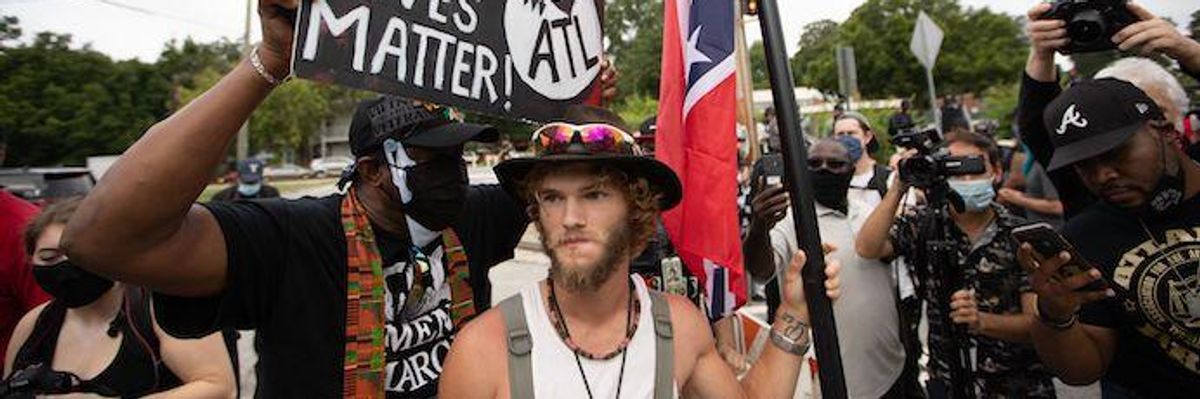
[{"xmin": 755, "ymin": 0, "xmax": 847, "ymax": 397}]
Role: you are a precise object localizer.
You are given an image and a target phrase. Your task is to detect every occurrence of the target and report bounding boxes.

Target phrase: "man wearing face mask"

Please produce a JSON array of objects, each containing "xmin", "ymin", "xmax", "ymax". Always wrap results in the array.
[
  {"xmin": 1017, "ymin": 79, "xmax": 1200, "ymax": 397},
  {"xmin": 857, "ymin": 132, "xmax": 1055, "ymax": 398},
  {"xmin": 743, "ymin": 138, "xmax": 908, "ymax": 398},
  {"xmin": 61, "ymin": 93, "xmax": 530, "ymax": 399},
  {"xmin": 210, "ymin": 158, "xmax": 280, "ymax": 201}
]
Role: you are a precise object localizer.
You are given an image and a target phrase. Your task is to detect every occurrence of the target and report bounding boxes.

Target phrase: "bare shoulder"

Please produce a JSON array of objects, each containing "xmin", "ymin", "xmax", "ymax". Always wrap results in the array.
[
  {"xmin": 440, "ymin": 307, "xmax": 509, "ymax": 398},
  {"xmin": 4, "ymin": 302, "xmax": 50, "ymax": 377},
  {"xmin": 10, "ymin": 302, "xmax": 50, "ymax": 347},
  {"xmin": 659, "ymin": 293, "xmax": 715, "ymax": 385},
  {"xmin": 662, "ymin": 293, "xmax": 714, "ymax": 347}
]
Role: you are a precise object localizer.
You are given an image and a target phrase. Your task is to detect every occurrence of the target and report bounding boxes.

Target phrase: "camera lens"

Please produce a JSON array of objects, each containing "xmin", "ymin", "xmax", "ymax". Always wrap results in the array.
[{"xmin": 1068, "ymin": 9, "xmax": 1107, "ymax": 44}]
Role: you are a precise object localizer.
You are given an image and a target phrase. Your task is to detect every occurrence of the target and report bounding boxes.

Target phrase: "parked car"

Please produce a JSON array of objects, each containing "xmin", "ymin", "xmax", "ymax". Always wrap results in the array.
[
  {"xmin": 264, "ymin": 163, "xmax": 311, "ymax": 180},
  {"xmin": 309, "ymin": 156, "xmax": 354, "ymax": 178},
  {"xmin": 0, "ymin": 167, "xmax": 94, "ymax": 205}
]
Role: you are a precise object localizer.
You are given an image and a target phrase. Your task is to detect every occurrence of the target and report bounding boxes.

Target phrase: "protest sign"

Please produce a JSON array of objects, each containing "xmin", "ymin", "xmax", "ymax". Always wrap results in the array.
[{"xmin": 292, "ymin": 0, "xmax": 605, "ymax": 122}]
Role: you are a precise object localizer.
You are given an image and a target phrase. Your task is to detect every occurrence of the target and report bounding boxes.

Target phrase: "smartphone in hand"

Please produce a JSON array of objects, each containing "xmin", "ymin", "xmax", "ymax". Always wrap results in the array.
[
  {"xmin": 758, "ymin": 154, "xmax": 784, "ymax": 186},
  {"xmin": 1012, "ymin": 222, "xmax": 1108, "ymax": 292}
]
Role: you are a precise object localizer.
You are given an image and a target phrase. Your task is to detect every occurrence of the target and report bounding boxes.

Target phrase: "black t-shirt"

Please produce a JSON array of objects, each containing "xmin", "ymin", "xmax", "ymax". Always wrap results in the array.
[
  {"xmin": 1062, "ymin": 194, "xmax": 1200, "ymax": 398},
  {"xmin": 153, "ymin": 185, "xmax": 527, "ymax": 398}
]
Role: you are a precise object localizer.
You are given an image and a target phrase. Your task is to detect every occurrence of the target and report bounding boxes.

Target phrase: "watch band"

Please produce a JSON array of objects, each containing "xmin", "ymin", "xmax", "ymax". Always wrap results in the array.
[{"xmin": 1036, "ymin": 297, "xmax": 1078, "ymax": 330}]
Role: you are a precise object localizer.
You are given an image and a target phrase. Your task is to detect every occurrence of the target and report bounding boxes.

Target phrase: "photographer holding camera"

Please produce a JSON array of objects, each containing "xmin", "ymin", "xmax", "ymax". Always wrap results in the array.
[
  {"xmin": 856, "ymin": 131, "xmax": 1055, "ymax": 398},
  {"xmin": 1023, "ymin": 1, "xmax": 1199, "ymax": 219},
  {"xmin": 1015, "ymin": 2, "xmax": 1200, "ymax": 397}
]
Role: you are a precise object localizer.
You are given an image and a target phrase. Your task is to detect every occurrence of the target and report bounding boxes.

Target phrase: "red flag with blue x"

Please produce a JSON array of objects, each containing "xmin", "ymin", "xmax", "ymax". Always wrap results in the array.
[{"xmin": 656, "ymin": 0, "xmax": 745, "ymax": 318}]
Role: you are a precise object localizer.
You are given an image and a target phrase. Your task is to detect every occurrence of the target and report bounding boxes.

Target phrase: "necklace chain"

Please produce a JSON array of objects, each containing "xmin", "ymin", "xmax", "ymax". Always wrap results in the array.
[{"xmin": 548, "ymin": 279, "xmax": 635, "ymax": 399}]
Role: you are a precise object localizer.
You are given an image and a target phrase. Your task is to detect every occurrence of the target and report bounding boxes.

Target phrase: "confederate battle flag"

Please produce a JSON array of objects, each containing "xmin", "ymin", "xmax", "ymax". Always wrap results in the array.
[{"xmin": 656, "ymin": 0, "xmax": 746, "ymax": 318}]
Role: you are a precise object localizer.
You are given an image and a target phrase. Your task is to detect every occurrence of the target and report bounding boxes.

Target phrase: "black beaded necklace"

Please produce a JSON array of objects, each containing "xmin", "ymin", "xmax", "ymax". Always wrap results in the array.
[{"xmin": 548, "ymin": 278, "xmax": 635, "ymax": 399}]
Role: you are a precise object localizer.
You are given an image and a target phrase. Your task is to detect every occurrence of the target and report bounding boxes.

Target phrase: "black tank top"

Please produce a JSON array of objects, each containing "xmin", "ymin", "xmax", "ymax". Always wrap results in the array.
[{"xmin": 11, "ymin": 288, "xmax": 181, "ymax": 397}]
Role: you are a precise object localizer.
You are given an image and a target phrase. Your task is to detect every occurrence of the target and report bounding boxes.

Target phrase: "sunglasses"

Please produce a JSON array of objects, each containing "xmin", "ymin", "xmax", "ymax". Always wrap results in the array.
[
  {"xmin": 531, "ymin": 123, "xmax": 641, "ymax": 157},
  {"xmin": 807, "ymin": 157, "xmax": 850, "ymax": 170}
]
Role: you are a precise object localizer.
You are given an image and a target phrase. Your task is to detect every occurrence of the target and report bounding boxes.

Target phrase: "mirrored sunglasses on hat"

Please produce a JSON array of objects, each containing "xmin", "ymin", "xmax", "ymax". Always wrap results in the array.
[{"xmin": 530, "ymin": 122, "xmax": 643, "ymax": 157}]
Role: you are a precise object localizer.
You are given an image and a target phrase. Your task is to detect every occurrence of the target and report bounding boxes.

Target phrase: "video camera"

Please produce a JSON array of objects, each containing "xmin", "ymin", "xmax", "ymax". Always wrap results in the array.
[
  {"xmin": 891, "ymin": 127, "xmax": 986, "ymax": 189},
  {"xmin": 1044, "ymin": 0, "xmax": 1138, "ymax": 54}
]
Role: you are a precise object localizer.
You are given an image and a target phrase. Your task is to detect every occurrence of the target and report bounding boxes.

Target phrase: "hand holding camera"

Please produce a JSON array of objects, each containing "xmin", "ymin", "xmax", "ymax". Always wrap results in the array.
[
  {"xmin": 1028, "ymin": 1, "xmax": 1200, "ymax": 73},
  {"xmin": 1111, "ymin": 3, "xmax": 1200, "ymax": 73}
]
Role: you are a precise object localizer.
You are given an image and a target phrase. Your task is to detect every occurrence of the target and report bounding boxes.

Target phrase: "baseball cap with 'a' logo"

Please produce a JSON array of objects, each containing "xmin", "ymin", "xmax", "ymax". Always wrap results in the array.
[{"xmin": 1042, "ymin": 78, "xmax": 1164, "ymax": 171}]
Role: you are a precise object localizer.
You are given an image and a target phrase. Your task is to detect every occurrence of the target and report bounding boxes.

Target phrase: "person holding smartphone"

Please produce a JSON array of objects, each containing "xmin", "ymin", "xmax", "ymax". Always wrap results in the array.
[{"xmin": 1016, "ymin": 3, "xmax": 1200, "ymax": 397}]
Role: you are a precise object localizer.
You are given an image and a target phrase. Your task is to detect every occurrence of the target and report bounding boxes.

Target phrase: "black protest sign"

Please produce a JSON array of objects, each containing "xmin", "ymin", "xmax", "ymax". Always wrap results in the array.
[{"xmin": 292, "ymin": 0, "xmax": 605, "ymax": 122}]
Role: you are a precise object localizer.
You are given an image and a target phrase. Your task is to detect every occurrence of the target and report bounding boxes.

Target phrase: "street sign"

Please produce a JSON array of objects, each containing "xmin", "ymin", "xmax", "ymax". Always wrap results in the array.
[
  {"xmin": 910, "ymin": 11, "xmax": 944, "ymax": 132},
  {"xmin": 910, "ymin": 11, "xmax": 944, "ymax": 70}
]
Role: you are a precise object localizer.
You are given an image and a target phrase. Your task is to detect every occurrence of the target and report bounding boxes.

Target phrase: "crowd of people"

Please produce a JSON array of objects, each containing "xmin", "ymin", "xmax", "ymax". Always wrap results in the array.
[{"xmin": 1, "ymin": 0, "xmax": 1199, "ymax": 398}]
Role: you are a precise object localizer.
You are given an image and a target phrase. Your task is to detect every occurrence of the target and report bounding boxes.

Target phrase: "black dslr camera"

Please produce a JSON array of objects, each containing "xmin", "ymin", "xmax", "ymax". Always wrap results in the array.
[
  {"xmin": 891, "ymin": 127, "xmax": 986, "ymax": 189},
  {"xmin": 1044, "ymin": 0, "xmax": 1138, "ymax": 54}
]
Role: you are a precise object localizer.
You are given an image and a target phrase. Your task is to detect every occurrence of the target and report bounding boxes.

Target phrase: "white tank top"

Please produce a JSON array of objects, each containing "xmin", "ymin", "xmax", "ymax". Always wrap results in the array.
[{"xmin": 520, "ymin": 275, "xmax": 677, "ymax": 399}]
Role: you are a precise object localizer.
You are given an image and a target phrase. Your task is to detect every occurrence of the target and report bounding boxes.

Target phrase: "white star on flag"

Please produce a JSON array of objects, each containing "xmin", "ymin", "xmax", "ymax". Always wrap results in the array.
[{"xmin": 686, "ymin": 26, "xmax": 712, "ymax": 78}]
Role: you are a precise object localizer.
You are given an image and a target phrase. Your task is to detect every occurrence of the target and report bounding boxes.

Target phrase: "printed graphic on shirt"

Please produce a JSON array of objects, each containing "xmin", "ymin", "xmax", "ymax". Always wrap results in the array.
[
  {"xmin": 1114, "ymin": 227, "xmax": 1200, "ymax": 374},
  {"xmin": 381, "ymin": 254, "xmax": 455, "ymax": 396}
]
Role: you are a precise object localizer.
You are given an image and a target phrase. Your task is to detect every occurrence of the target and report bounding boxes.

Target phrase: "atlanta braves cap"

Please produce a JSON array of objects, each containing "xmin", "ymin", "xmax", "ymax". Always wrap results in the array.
[{"xmin": 1043, "ymin": 78, "xmax": 1164, "ymax": 171}]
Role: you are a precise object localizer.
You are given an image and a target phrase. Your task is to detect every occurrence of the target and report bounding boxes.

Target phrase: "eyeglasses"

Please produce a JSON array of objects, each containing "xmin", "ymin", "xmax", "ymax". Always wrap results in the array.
[
  {"xmin": 531, "ymin": 123, "xmax": 642, "ymax": 157},
  {"xmin": 807, "ymin": 157, "xmax": 850, "ymax": 170}
]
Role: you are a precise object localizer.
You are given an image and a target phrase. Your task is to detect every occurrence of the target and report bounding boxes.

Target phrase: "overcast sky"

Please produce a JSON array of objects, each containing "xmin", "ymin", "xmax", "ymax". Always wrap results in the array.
[{"xmin": 3, "ymin": 0, "xmax": 1195, "ymax": 62}]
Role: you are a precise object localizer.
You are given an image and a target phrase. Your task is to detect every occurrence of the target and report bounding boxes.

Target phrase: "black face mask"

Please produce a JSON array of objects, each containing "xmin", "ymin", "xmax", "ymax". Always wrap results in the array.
[
  {"xmin": 33, "ymin": 260, "xmax": 114, "ymax": 308},
  {"xmin": 810, "ymin": 168, "xmax": 853, "ymax": 213},
  {"xmin": 1138, "ymin": 143, "xmax": 1186, "ymax": 219},
  {"xmin": 400, "ymin": 157, "xmax": 468, "ymax": 231}
]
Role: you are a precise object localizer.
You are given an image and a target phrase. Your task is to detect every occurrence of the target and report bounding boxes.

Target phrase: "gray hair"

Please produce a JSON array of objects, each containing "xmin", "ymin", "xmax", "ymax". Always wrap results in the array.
[{"xmin": 1095, "ymin": 57, "xmax": 1189, "ymax": 129}]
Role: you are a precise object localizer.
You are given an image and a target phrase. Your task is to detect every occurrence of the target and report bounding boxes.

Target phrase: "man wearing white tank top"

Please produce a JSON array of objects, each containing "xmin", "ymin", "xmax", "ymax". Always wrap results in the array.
[{"xmin": 442, "ymin": 122, "xmax": 842, "ymax": 398}]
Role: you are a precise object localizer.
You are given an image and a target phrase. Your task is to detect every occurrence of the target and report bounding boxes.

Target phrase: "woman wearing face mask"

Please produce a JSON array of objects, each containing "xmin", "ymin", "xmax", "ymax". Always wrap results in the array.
[{"xmin": 2, "ymin": 198, "xmax": 235, "ymax": 398}]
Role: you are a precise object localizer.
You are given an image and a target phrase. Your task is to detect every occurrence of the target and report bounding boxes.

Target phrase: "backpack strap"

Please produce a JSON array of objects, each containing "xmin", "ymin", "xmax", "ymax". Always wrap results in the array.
[
  {"xmin": 11, "ymin": 301, "xmax": 67, "ymax": 376},
  {"xmin": 647, "ymin": 291, "xmax": 675, "ymax": 399},
  {"xmin": 867, "ymin": 164, "xmax": 892, "ymax": 198},
  {"xmin": 498, "ymin": 294, "xmax": 534, "ymax": 399},
  {"xmin": 123, "ymin": 287, "xmax": 163, "ymax": 391}
]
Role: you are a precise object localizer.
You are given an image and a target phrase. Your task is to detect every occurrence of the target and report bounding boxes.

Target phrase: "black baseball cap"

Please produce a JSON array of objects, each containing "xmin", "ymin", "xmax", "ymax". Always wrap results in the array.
[
  {"xmin": 237, "ymin": 159, "xmax": 265, "ymax": 184},
  {"xmin": 348, "ymin": 96, "xmax": 498, "ymax": 157},
  {"xmin": 1043, "ymin": 78, "xmax": 1165, "ymax": 171}
]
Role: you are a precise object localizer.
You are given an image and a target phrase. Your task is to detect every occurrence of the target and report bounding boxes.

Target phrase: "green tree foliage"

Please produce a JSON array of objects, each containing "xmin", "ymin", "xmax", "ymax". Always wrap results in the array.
[
  {"xmin": 790, "ymin": 19, "xmax": 841, "ymax": 93},
  {"xmin": 605, "ymin": 0, "xmax": 664, "ymax": 99},
  {"xmin": 0, "ymin": 30, "xmax": 171, "ymax": 166},
  {"xmin": 1191, "ymin": 9, "xmax": 1199, "ymax": 39},
  {"xmin": 979, "ymin": 82, "xmax": 1019, "ymax": 138},
  {"xmin": 790, "ymin": 0, "xmax": 1026, "ymax": 101},
  {"xmin": 0, "ymin": 16, "xmax": 20, "ymax": 47},
  {"xmin": 748, "ymin": 41, "xmax": 770, "ymax": 89},
  {"xmin": 156, "ymin": 38, "xmax": 242, "ymax": 109}
]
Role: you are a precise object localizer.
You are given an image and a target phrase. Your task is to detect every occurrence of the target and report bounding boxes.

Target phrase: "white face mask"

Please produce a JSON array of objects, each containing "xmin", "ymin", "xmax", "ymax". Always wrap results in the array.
[
  {"xmin": 237, "ymin": 182, "xmax": 261, "ymax": 196},
  {"xmin": 382, "ymin": 138, "xmax": 439, "ymax": 247}
]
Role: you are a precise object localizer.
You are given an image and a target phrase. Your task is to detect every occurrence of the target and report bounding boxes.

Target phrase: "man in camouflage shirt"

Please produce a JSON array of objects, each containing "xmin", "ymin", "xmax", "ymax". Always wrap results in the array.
[{"xmin": 857, "ymin": 132, "xmax": 1055, "ymax": 398}]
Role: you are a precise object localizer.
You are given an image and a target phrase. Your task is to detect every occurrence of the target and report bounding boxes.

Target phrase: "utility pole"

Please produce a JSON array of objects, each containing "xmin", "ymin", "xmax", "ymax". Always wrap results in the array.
[
  {"xmin": 734, "ymin": 0, "xmax": 760, "ymax": 162},
  {"xmin": 236, "ymin": 0, "xmax": 253, "ymax": 161},
  {"xmin": 758, "ymin": 0, "xmax": 847, "ymax": 396}
]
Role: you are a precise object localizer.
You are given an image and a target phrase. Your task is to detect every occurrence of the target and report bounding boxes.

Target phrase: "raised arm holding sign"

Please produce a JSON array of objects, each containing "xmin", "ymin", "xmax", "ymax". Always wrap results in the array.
[{"xmin": 58, "ymin": 1, "xmax": 615, "ymax": 397}]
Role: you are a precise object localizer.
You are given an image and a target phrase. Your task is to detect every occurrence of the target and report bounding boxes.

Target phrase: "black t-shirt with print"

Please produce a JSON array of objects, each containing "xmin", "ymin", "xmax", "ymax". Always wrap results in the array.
[
  {"xmin": 152, "ymin": 185, "xmax": 527, "ymax": 398},
  {"xmin": 1062, "ymin": 194, "xmax": 1200, "ymax": 398}
]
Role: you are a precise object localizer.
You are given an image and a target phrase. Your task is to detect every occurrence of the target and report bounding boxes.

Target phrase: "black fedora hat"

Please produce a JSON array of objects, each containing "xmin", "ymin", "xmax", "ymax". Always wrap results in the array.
[{"xmin": 494, "ymin": 123, "xmax": 682, "ymax": 210}]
